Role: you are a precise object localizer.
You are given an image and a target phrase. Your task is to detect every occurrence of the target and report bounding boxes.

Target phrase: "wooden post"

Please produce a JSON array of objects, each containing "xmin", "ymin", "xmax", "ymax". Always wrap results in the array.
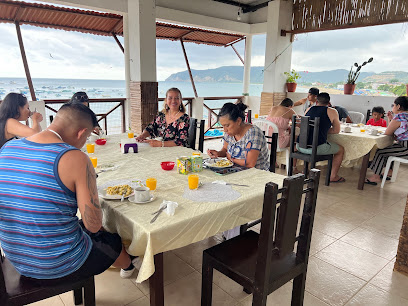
[
  {"xmin": 15, "ymin": 22, "xmax": 36, "ymax": 101},
  {"xmin": 180, "ymin": 39, "xmax": 198, "ymax": 97},
  {"xmin": 231, "ymin": 44, "xmax": 244, "ymax": 65},
  {"xmin": 394, "ymin": 195, "xmax": 408, "ymax": 276},
  {"xmin": 112, "ymin": 33, "xmax": 124, "ymax": 53}
]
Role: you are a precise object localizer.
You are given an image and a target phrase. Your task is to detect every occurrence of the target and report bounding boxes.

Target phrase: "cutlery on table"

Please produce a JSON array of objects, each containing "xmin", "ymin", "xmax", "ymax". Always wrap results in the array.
[
  {"xmin": 151, "ymin": 205, "xmax": 167, "ymax": 215},
  {"xmin": 150, "ymin": 208, "xmax": 165, "ymax": 223},
  {"xmin": 225, "ymin": 183, "xmax": 249, "ymax": 187},
  {"xmin": 120, "ymin": 190, "xmax": 126, "ymax": 202}
]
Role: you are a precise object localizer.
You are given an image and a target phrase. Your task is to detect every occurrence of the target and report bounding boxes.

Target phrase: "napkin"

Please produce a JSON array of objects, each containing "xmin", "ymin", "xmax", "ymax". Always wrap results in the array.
[{"xmin": 160, "ymin": 200, "xmax": 178, "ymax": 216}]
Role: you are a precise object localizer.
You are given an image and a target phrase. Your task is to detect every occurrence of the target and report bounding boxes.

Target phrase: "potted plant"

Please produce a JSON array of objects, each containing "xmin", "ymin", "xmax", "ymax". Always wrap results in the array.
[
  {"xmin": 344, "ymin": 57, "xmax": 373, "ymax": 95},
  {"xmin": 284, "ymin": 69, "xmax": 301, "ymax": 92}
]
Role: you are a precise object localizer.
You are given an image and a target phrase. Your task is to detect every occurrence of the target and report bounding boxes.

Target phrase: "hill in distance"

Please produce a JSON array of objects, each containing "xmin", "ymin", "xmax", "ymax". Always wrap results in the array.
[{"xmin": 165, "ymin": 66, "xmax": 408, "ymax": 84}]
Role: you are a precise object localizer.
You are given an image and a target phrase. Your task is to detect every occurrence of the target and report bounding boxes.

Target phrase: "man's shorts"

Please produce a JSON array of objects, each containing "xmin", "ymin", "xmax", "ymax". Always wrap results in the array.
[
  {"xmin": 298, "ymin": 142, "xmax": 340, "ymax": 155},
  {"xmin": 38, "ymin": 221, "xmax": 123, "ymax": 284}
]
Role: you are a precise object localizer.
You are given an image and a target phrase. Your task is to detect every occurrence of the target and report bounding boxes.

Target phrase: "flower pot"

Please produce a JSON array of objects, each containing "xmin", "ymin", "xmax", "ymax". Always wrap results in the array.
[
  {"xmin": 344, "ymin": 84, "xmax": 356, "ymax": 95},
  {"xmin": 286, "ymin": 83, "xmax": 297, "ymax": 92}
]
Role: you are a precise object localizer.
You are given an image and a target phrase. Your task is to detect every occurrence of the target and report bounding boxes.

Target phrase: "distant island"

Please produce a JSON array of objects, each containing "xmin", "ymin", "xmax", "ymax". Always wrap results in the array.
[{"xmin": 165, "ymin": 66, "xmax": 408, "ymax": 85}]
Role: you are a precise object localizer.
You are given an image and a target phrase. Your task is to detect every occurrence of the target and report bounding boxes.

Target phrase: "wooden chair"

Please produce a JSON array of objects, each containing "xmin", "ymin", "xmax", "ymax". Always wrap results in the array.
[
  {"xmin": 246, "ymin": 110, "xmax": 252, "ymax": 124},
  {"xmin": 201, "ymin": 170, "xmax": 321, "ymax": 306},
  {"xmin": 366, "ymin": 109, "xmax": 371, "ymax": 123},
  {"xmin": 188, "ymin": 118, "xmax": 205, "ymax": 152},
  {"xmin": 265, "ymin": 132, "xmax": 278, "ymax": 173},
  {"xmin": 0, "ymin": 250, "xmax": 95, "ymax": 305},
  {"xmin": 288, "ymin": 115, "xmax": 333, "ymax": 186}
]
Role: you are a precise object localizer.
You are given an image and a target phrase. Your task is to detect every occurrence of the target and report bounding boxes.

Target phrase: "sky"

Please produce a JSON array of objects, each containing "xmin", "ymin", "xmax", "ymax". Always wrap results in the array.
[{"xmin": 1, "ymin": 9, "xmax": 408, "ymax": 81}]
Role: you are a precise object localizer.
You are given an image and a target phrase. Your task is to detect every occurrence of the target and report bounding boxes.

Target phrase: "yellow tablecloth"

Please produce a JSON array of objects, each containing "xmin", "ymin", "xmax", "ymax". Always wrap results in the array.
[
  {"xmin": 94, "ymin": 134, "xmax": 286, "ymax": 283},
  {"xmin": 328, "ymin": 126, "xmax": 393, "ymax": 166}
]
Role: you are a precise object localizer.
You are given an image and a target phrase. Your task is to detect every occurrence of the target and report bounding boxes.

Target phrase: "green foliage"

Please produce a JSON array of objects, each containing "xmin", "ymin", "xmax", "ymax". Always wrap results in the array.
[
  {"xmin": 346, "ymin": 57, "xmax": 374, "ymax": 84},
  {"xmin": 355, "ymin": 82, "xmax": 366, "ymax": 89},
  {"xmin": 391, "ymin": 85, "xmax": 407, "ymax": 96},
  {"xmin": 284, "ymin": 69, "xmax": 301, "ymax": 83},
  {"xmin": 378, "ymin": 84, "xmax": 393, "ymax": 91},
  {"xmin": 390, "ymin": 78, "xmax": 399, "ymax": 83}
]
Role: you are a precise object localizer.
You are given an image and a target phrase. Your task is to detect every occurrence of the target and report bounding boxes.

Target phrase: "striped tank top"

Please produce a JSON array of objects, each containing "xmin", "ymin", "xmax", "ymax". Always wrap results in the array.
[{"xmin": 0, "ymin": 138, "xmax": 92, "ymax": 279}]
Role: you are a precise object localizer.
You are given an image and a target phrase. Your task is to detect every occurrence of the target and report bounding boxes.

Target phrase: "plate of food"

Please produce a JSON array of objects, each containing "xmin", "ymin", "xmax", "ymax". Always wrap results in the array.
[
  {"xmin": 204, "ymin": 158, "xmax": 234, "ymax": 169},
  {"xmin": 98, "ymin": 180, "xmax": 135, "ymax": 200}
]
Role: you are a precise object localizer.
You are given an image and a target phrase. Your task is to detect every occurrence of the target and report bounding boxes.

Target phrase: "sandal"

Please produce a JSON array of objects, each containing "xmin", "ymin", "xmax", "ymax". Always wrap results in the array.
[
  {"xmin": 380, "ymin": 174, "xmax": 391, "ymax": 181},
  {"xmin": 330, "ymin": 177, "xmax": 346, "ymax": 183},
  {"xmin": 364, "ymin": 178, "xmax": 378, "ymax": 186}
]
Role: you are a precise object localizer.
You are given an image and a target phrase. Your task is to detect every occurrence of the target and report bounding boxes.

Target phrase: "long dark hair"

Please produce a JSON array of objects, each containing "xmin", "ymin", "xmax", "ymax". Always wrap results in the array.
[
  {"xmin": 394, "ymin": 96, "xmax": 408, "ymax": 111},
  {"xmin": 218, "ymin": 101, "xmax": 248, "ymax": 122},
  {"xmin": 0, "ymin": 93, "xmax": 28, "ymax": 148}
]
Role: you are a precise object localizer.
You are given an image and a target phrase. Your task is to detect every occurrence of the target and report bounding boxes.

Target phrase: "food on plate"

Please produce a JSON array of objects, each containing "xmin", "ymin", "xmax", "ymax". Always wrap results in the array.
[
  {"xmin": 213, "ymin": 159, "xmax": 233, "ymax": 167},
  {"xmin": 106, "ymin": 184, "xmax": 133, "ymax": 196}
]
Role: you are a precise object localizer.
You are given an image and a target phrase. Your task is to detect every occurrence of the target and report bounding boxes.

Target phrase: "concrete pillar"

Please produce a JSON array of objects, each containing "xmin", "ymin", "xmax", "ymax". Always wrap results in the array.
[
  {"xmin": 261, "ymin": 0, "xmax": 292, "ymax": 114},
  {"xmin": 242, "ymin": 35, "xmax": 252, "ymax": 96},
  {"xmin": 192, "ymin": 97, "xmax": 204, "ymax": 121},
  {"xmin": 126, "ymin": 0, "xmax": 158, "ymax": 134}
]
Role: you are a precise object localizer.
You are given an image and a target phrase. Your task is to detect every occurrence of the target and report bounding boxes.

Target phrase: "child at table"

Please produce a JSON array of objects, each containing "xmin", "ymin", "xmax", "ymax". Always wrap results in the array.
[{"xmin": 367, "ymin": 106, "xmax": 387, "ymax": 127}]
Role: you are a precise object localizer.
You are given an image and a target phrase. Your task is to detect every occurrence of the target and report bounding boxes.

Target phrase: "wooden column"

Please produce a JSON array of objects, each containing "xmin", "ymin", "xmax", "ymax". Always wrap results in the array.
[
  {"xmin": 112, "ymin": 33, "xmax": 124, "ymax": 53},
  {"xmin": 15, "ymin": 21, "xmax": 36, "ymax": 101},
  {"xmin": 180, "ymin": 39, "xmax": 198, "ymax": 97},
  {"xmin": 129, "ymin": 81, "xmax": 158, "ymax": 134},
  {"xmin": 394, "ymin": 195, "xmax": 408, "ymax": 276}
]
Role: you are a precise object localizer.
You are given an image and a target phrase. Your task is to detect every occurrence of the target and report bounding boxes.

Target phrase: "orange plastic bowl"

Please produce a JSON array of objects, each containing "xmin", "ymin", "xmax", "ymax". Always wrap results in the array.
[
  {"xmin": 161, "ymin": 161, "xmax": 175, "ymax": 170},
  {"xmin": 95, "ymin": 139, "xmax": 107, "ymax": 145}
]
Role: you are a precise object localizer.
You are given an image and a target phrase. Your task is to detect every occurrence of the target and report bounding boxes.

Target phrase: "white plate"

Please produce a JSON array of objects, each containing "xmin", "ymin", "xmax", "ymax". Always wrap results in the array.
[
  {"xmin": 98, "ymin": 179, "xmax": 136, "ymax": 200},
  {"xmin": 204, "ymin": 158, "xmax": 233, "ymax": 169},
  {"xmin": 128, "ymin": 195, "xmax": 156, "ymax": 204},
  {"xmin": 342, "ymin": 130, "xmax": 352, "ymax": 133}
]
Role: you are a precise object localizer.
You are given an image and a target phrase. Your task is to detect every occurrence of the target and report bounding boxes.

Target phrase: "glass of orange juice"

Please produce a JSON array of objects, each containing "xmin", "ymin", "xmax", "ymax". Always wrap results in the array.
[
  {"xmin": 254, "ymin": 113, "xmax": 259, "ymax": 119},
  {"xmin": 128, "ymin": 131, "xmax": 134, "ymax": 138},
  {"xmin": 360, "ymin": 125, "xmax": 366, "ymax": 133},
  {"xmin": 146, "ymin": 177, "xmax": 157, "ymax": 191},
  {"xmin": 90, "ymin": 156, "xmax": 97, "ymax": 168},
  {"xmin": 86, "ymin": 143, "xmax": 95, "ymax": 154},
  {"xmin": 188, "ymin": 174, "xmax": 199, "ymax": 190}
]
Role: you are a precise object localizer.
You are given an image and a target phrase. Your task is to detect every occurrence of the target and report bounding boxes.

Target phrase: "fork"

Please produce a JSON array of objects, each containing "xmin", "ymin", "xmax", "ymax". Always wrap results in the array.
[
  {"xmin": 151, "ymin": 205, "xmax": 167, "ymax": 215},
  {"xmin": 150, "ymin": 208, "xmax": 165, "ymax": 223}
]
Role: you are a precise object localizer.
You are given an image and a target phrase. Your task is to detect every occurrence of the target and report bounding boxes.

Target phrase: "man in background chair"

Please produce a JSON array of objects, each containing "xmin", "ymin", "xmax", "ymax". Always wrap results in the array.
[
  {"xmin": 328, "ymin": 102, "xmax": 353, "ymax": 123},
  {"xmin": 294, "ymin": 87, "xmax": 319, "ymax": 114}
]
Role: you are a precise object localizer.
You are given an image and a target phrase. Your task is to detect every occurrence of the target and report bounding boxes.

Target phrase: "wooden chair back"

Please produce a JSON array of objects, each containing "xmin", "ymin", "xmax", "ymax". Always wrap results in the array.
[
  {"xmin": 290, "ymin": 115, "xmax": 320, "ymax": 156},
  {"xmin": 188, "ymin": 118, "xmax": 205, "ymax": 152}
]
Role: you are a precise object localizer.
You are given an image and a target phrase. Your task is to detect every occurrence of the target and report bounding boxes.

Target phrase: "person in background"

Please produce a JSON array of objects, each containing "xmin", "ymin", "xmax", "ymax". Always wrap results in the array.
[
  {"xmin": 207, "ymin": 101, "xmax": 270, "ymax": 171},
  {"xmin": 294, "ymin": 87, "xmax": 319, "ymax": 114},
  {"xmin": 365, "ymin": 97, "xmax": 408, "ymax": 185},
  {"xmin": 367, "ymin": 106, "xmax": 387, "ymax": 127},
  {"xmin": 302, "ymin": 92, "xmax": 345, "ymax": 183},
  {"xmin": 328, "ymin": 102, "xmax": 353, "ymax": 123},
  {"xmin": 0, "ymin": 103, "xmax": 137, "ymax": 281},
  {"xmin": 266, "ymin": 98, "xmax": 297, "ymax": 148},
  {"xmin": 136, "ymin": 88, "xmax": 190, "ymax": 147},
  {"xmin": 0, "ymin": 92, "xmax": 43, "ymax": 148},
  {"xmin": 69, "ymin": 91, "xmax": 90, "ymax": 107}
]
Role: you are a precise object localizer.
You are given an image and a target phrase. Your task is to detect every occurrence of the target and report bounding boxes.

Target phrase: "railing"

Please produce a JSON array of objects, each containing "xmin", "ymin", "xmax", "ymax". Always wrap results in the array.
[
  {"xmin": 203, "ymin": 96, "xmax": 243, "ymax": 139},
  {"xmin": 44, "ymin": 98, "xmax": 126, "ymax": 134}
]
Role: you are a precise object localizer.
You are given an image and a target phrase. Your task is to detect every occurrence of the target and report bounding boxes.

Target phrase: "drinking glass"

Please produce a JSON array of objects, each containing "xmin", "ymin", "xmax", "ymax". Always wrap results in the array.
[
  {"xmin": 188, "ymin": 174, "xmax": 199, "ymax": 190},
  {"xmin": 86, "ymin": 143, "xmax": 95, "ymax": 154},
  {"xmin": 90, "ymin": 157, "xmax": 97, "ymax": 168},
  {"xmin": 341, "ymin": 118, "xmax": 347, "ymax": 124},
  {"xmin": 254, "ymin": 114, "xmax": 259, "ymax": 119},
  {"xmin": 128, "ymin": 131, "xmax": 134, "ymax": 138},
  {"xmin": 360, "ymin": 125, "xmax": 366, "ymax": 133},
  {"xmin": 146, "ymin": 177, "xmax": 157, "ymax": 191}
]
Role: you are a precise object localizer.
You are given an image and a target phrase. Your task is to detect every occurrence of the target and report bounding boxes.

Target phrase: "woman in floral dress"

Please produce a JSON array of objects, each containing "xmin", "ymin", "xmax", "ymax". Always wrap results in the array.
[{"xmin": 136, "ymin": 88, "xmax": 190, "ymax": 147}]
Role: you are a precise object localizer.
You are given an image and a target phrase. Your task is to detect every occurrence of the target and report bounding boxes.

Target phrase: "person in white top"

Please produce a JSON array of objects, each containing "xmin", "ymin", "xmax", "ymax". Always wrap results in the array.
[{"xmin": 293, "ymin": 87, "xmax": 319, "ymax": 114}]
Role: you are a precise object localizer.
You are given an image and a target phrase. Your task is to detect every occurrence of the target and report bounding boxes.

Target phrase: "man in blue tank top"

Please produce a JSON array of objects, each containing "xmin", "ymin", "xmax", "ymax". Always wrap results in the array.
[
  {"xmin": 0, "ymin": 103, "xmax": 137, "ymax": 282},
  {"xmin": 301, "ymin": 93, "xmax": 346, "ymax": 183}
]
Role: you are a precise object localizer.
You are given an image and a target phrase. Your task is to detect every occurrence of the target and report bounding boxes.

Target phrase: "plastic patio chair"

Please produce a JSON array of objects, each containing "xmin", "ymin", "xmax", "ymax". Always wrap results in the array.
[
  {"xmin": 380, "ymin": 156, "xmax": 408, "ymax": 188},
  {"xmin": 348, "ymin": 111, "xmax": 365, "ymax": 124}
]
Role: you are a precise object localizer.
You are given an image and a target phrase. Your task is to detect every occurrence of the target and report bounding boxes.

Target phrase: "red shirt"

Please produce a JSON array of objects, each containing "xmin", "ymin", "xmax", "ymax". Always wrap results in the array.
[{"xmin": 366, "ymin": 118, "xmax": 387, "ymax": 127}]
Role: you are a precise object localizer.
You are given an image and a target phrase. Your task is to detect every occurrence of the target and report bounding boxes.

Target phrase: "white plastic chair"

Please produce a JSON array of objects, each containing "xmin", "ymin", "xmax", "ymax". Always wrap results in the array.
[
  {"xmin": 380, "ymin": 156, "xmax": 408, "ymax": 188},
  {"xmin": 348, "ymin": 111, "xmax": 365, "ymax": 124},
  {"xmin": 252, "ymin": 118, "xmax": 290, "ymax": 174}
]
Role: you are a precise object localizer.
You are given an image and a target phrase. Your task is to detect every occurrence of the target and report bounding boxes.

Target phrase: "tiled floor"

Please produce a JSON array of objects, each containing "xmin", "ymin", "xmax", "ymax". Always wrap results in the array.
[{"xmin": 29, "ymin": 162, "xmax": 408, "ymax": 306}]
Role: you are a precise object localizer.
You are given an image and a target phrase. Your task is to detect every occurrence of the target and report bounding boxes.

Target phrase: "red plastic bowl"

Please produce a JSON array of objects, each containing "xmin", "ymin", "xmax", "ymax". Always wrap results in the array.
[
  {"xmin": 95, "ymin": 138, "xmax": 107, "ymax": 145},
  {"xmin": 161, "ymin": 161, "xmax": 175, "ymax": 171}
]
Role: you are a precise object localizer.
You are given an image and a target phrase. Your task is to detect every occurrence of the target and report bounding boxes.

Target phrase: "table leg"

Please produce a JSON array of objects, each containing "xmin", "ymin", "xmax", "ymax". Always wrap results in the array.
[
  {"xmin": 358, "ymin": 152, "xmax": 370, "ymax": 190},
  {"xmin": 149, "ymin": 252, "xmax": 164, "ymax": 306}
]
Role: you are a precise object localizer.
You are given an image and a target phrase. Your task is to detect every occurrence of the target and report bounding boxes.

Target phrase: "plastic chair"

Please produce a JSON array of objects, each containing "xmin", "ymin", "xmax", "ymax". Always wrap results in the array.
[
  {"xmin": 348, "ymin": 111, "xmax": 365, "ymax": 124},
  {"xmin": 380, "ymin": 156, "xmax": 408, "ymax": 188},
  {"xmin": 0, "ymin": 251, "xmax": 95, "ymax": 306},
  {"xmin": 252, "ymin": 118, "xmax": 290, "ymax": 175},
  {"xmin": 201, "ymin": 170, "xmax": 321, "ymax": 306}
]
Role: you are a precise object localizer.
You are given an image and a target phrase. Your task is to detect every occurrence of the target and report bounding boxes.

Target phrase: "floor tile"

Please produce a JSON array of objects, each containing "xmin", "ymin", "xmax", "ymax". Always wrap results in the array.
[
  {"xmin": 163, "ymin": 271, "xmax": 235, "ymax": 306},
  {"xmin": 340, "ymin": 227, "xmax": 399, "ymax": 260},
  {"xmin": 323, "ymin": 201, "xmax": 378, "ymax": 225},
  {"xmin": 238, "ymin": 282, "xmax": 329, "ymax": 306},
  {"xmin": 212, "ymin": 269, "xmax": 250, "ymax": 301},
  {"xmin": 305, "ymin": 257, "xmax": 366, "ymax": 306},
  {"xmin": 313, "ymin": 212, "xmax": 357, "ymax": 239},
  {"xmin": 369, "ymin": 261, "xmax": 408, "ymax": 300},
  {"xmin": 345, "ymin": 284, "xmax": 408, "ymax": 306},
  {"xmin": 315, "ymin": 240, "xmax": 389, "ymax": 281},
  {"xmin": 60, "ymin": 268, "xmax": 144, "ymax": 306},
  {"xmin": 361, "ymin": 215, "xmax": 403, "ymax": 240},
  {"xmin": 379, "ymin": 202, "xmax": 406, "ymax": 222},
  {"xmin": 309, "ymin": 230, "xmax": 337, "ymax": 255},
  {"xmin": 126, "ymin": 296, "xmax": 151, "ymax": 306},
  {"xmin": 27, "ymin": 296, "xmax": 64, "ymax": 306}
]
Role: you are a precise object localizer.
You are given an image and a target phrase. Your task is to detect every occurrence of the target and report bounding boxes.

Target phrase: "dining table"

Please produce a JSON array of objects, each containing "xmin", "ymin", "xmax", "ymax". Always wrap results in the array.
[
  {"xmin": 92, "ymin": 134, "xmax": 286, "ymax": 306},
  {"xmin": 327, "ymin": 124, "xmax": 393, "ymax": 189}
]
